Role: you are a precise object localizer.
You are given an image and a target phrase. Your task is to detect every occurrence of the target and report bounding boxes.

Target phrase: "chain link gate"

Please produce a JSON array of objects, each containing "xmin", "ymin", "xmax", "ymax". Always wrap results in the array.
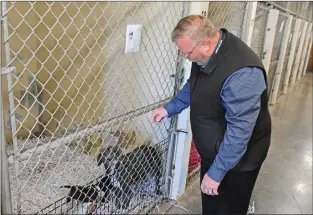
[
  {"xmin": 278, "ymin": 17, "xmax": 295, "ymax": 97},
  {"xmin": 1, "ymin": 1, "xmax": 187, "ymax": 214},
  {"xmin": 267, "ymin": 11, "xmax": 288, "ymax": 96},
  {"xmin": 250, "ymin": 3, "xmax": 269, "ymax": 60}
]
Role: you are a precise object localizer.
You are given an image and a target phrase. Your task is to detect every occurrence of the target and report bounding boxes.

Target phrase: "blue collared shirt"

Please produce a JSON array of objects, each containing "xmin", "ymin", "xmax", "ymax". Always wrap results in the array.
[{"xmin": 164, "ymin": 31, "xmax": 266, "ymax": 183}]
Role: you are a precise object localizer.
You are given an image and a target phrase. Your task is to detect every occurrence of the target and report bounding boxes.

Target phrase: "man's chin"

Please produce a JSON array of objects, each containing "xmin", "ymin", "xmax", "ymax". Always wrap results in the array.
[
  {"xmin": 186, "ymin": 58, "xmax": 203, "ymax": 63},
  {"xmin": 187, "ymin": 58, "xmax": 197, "ymax": 62},
  {"xmin": 196, "ymin": 60, "xmax": 207, "ymax": 66}
]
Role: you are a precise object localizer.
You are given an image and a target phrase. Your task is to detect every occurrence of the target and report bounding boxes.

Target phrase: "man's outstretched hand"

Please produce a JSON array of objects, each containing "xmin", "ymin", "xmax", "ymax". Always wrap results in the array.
[{"xmin": 152, "ymin": 107, "xmax": 168, "ymax": 123}]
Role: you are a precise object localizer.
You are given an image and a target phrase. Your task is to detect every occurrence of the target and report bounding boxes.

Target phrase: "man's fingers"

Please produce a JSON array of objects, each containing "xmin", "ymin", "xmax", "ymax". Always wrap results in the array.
[
  {"xmin": 204, "ymin": 189, "xmax": 214, "ymax": 195},
  {"xmin": 155, "ymin": 115, "xmax": 162, "ymax": 122},
  {"xmin": 200, "ymin": 184, "xmax": 207, "ymax": 194},
  {"xmin": 152, "ymin": 111, "xmax": 162, "ymax": 122},
  {"xmin": 152, "ymin": 108, "xmax": 168, "ymax": 123},
  {"xmin": 200, "ymin": 183, "xmax": 204, "ymax": 193},
  {"xmin": 156, "ymin": 114, "xmax": 164, "ymax": 122},
  {"xmin": 155, "ymin": 115, "xmax": 160, "ymax": 122},
  {"xmin": 152, "ymin": 114, "xmax": 157, "ymax": 122},
  {"xmin": 200, "ymin": 174, "xmax": 220, "ymax": 196},
  {"xmin": 152, "ymin": 113, "xmax": 159, "ymax": 122},
  {"xmin": 212, "ymin": 188, "xmax": 219, "ymax": 195},
  {"xmin": 201, "ymin": 185, "xmax": 217, "ymax": 195},
  {"xmin": 201, "ymin": 185, "xmax": 213, "ymax": 195}
]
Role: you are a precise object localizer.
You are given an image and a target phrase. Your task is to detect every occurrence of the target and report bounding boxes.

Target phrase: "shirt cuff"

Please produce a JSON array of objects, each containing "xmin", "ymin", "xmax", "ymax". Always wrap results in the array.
[
  {"xmin": 207, "ymin": 163, "xmax": 227, "ymax": 183},
  {"xmin": 164, "ymin": 102, "xmax": 176, "ymax": 118}
]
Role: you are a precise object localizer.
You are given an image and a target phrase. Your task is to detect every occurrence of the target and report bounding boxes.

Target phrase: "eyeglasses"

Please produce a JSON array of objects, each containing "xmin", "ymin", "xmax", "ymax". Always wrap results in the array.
[{"xmin": 182, "ymin": 40, "xmax": 203, "ymax": 59}]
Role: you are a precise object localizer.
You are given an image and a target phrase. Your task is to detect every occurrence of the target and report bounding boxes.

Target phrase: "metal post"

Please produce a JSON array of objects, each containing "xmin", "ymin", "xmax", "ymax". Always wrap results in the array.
[
  {"xmin": 7, "ymin": 72, "xmax": 22, "ymax": 214},
  {"xmin": 297, "ymin": 23, "xmax": 312, "ymax": 80},
  {"xmin": 1, "ymin": 70, "xmax": 14, "ymax": 215},
  {"xmin": 169, "ymin": 59, "xmax": 192, "ymax": 200},
  {"xmin": 289, "ymin": 21, "xmax": 308, "ymax": 86},
  {"xmin": 1, "ymin": 3, "xmax": 14, "ymax": 215},
  {"xmin": 2, "ymin": 2, "xmax": 22, "ymax": 213},
  {"xmin": 164, "ymin": 1, "xmax": 191, "ymax": 200},
  {"xmin": 282, "ymin": 18, "xmax": 302, "ymax": 94},
  {"xmin": 164, "ymin": 131, "xmax": 176, "ymax": 197},
  {"xmin": 169, "ymin": 1, "xmax": 209, "ymax": 200},
  {"xmin": 262, "ymin": 9, "xmax": 279, "ymax": 74},
  {"xmin": 269, "ymin": 15, "xmax": 293, "ymax": 105},
  {"xmin": 242, "ymin": 2, "xmax": 258, "ymax": 47}
]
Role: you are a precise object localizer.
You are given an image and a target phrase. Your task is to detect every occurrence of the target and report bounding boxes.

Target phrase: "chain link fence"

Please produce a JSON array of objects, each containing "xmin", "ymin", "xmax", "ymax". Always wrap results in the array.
[
  {"xmin": 250, "ymin": 3, "xmax": 269, "ymax": 59},
  {"xmin": 266, "ymin": 1, "xmax": 313, "ymax": 95},
  {"xmin": 249, "ymin": 2, "xmax": 313, "ymax": 100},
  {"xmin": 286, "ymin": 18, "xmax": 295, "ymax": 58},
  {"xmin": 2, "ymin": 1, "xmax": 313, "ymax": 214},
  {"xmin": 271, "ymin": 13, "xmax": 288, "ymax": 62},
  {"xmin": 269, "ymin": 1, "xmax": 313, "ymax": 22},
  {"xmin": 1, "ymin": 1, "xmax": 187, "ymax": 214},
  {"xmin": 267, "ymin": 61, "xmax": 278, "ymax": 96},
  {"xmin": 278, "ymin": 56, "xmax": 289, "ymax": 97},
  {"xmin": 278, "ymin": 14, "xmax": 294, "ymax": 97},
  {"xmin": 207, "ymin": 1, "xmax": 247, "ymax": 38}
]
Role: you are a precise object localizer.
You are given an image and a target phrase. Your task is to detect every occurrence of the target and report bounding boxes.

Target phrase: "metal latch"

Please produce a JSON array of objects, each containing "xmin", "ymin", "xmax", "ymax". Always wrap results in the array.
[
  {"xmin": 168, "ymin": 128, "xmax": 188, "ymax": 134},
  {"xmin": 0, "ymin": 67, "xmax": 15, "ymax": 75}
]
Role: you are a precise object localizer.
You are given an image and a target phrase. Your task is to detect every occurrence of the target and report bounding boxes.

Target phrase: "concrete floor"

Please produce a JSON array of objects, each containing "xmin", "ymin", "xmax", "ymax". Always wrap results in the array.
[{"xmin": 164, "ymin": 72, "xmax": 313, "ymax": 214}]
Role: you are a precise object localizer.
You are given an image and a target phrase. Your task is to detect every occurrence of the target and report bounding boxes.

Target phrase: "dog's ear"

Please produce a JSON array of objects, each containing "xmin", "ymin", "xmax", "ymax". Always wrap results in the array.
[
  {"xmin": 107, "ymin": 145, "xmax": 122, "ymax": 155},
  {"xmin": 111, "ymin": 146, "xmax": 122, "ymax": 157},
  {"xmin": 97, "ymin": 152, "xmax": 105, "ymax": 166}
]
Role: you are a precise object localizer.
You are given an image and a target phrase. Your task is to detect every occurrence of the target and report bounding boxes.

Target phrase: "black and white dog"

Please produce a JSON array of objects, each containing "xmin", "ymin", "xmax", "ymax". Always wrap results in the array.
[
  {"xmin": 97, "ymin": 144, "xmax": 163, "ymax": 209},
  {"xmin": 60, "ymin": 174, "xmax": 115, "ymax": 214}
]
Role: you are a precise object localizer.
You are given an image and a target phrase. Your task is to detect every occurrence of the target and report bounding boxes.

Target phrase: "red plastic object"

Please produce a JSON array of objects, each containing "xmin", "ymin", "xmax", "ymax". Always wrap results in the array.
[{"xmin": 188, "ymin": 140, "xmax": 201, "ymax": 172}]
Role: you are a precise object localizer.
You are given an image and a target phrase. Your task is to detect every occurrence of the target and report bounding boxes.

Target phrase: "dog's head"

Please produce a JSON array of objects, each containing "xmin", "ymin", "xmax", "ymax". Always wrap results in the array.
[
  {"xmin": 87, "ymin": 203, "xmax": 98, "ymax": 214},
  {"xmin": 97, "ymin": 146, "xmax": 122, "ymax": 169}
]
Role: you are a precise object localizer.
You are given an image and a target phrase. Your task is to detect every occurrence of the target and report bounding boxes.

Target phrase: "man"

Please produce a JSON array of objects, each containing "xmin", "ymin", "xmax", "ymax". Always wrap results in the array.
[{"xmin": 152, "ymin": 15, "xmax": 272, "ymax": 214}]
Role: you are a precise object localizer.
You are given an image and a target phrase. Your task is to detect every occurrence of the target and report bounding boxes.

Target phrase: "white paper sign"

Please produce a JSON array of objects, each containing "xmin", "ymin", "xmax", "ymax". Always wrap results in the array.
[{"xmin": 125, "ymin": 24, "xmax": 142, "ymax": 53}]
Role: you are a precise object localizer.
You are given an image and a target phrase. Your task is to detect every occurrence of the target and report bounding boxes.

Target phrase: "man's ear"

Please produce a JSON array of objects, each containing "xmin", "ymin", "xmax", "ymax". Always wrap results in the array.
[{"xmin": 202, "ymin": 39, "xmax": 211, "ymax": 51}]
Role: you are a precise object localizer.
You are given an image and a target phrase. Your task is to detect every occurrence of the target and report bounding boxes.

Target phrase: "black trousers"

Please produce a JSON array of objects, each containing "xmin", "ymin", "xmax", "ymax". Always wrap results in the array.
[{"xmin": 200, "ymin": 161, "xmax": 261, "ymax": 215}]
